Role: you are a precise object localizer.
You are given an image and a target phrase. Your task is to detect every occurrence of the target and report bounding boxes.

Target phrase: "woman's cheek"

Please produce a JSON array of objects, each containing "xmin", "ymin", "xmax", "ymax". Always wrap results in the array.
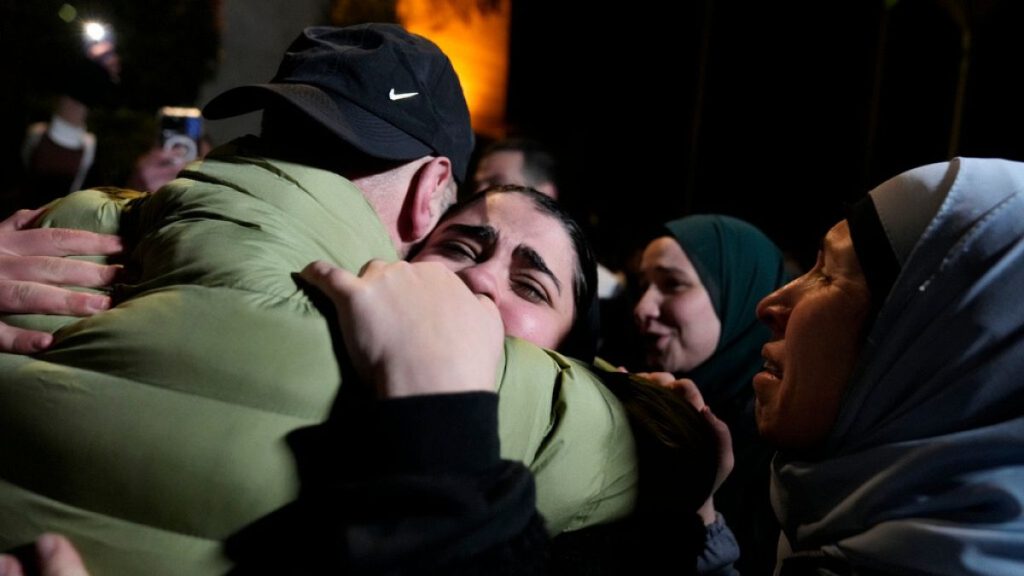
[{"xmin": 500, "ymin": 305, "xmax": 555, "ymax": 348}]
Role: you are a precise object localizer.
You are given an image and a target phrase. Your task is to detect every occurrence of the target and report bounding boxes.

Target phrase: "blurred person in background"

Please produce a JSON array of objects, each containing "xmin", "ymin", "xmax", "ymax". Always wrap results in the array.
[
  {"xmin": 19, "ymin": 26, "xmax": 121, "ymax": 203},
  {"xmin": 472, "ymin": 137, "xmax": 559, "ymax": 200},
  {"xmin": 633, "ymin": 215, "xmax": 789, "ymax": 575}
]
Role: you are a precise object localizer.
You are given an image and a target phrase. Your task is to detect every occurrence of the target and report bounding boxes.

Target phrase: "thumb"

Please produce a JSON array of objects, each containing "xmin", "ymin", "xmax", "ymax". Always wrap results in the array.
[
  {"xmin": 37, "ymin": 534, "xmax": 89, "ymax": 576},
  {"xmin": 300, "ymin": 260, "xmax": 359, "ymax": 302}
]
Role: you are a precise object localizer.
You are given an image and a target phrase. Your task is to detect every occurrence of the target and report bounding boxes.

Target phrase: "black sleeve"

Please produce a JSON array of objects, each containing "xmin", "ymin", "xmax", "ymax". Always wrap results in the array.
[{"xmin": 227, "ymin": 392, "xmax": 548, "ymax": 575}]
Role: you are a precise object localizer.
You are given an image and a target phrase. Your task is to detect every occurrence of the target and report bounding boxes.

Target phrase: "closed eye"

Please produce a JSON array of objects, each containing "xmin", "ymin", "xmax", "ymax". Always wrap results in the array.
[
  {"xmin": 437, "ymin": 240, "xmax": 478, "ymax": 261},
  {"xmin": 811, "ymin": 250, "xmax": 832, "ymax": 284},
  {"xmin": 513, "ymin": 276, "xmax": 550, "ymax": 305},
  {"xmin": 661, "ymin": 277, "xmax": 688, "ymax": 292}
]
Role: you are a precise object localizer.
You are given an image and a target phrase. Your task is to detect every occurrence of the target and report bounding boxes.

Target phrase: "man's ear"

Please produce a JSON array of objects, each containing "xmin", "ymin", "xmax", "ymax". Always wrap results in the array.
[
  {"xmin": 401, "ymin": 156, "xmax": 455, "ymax": 244},
  {"xmin": 534, "ymin": 181, "xmax": 559, "ymax": 200}
]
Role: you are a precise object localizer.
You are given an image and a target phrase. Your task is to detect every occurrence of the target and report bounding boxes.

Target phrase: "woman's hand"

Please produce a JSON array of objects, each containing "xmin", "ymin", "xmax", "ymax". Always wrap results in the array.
[
  {"xmin": 0, "ymin": 207, "xmax": 122, "ymax": 353},
  {"xmin": 634, "ymin": 372, "xmax": 735, "ymax": 524},
  {"xmin": 301, "ymin": 259, "xmax": 505, "ymax": 399},
  {"xmin": 0, "ymin": 534, "xmax": 89, "ymax": 576}
]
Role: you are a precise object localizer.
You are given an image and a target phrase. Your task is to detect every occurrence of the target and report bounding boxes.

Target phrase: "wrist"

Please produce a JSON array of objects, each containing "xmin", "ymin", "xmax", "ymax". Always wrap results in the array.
[
  {"xmin": 372, "ymin": 392, "xmax": 500, "ymax": 474},
  {"xmin": 698, "ymin": 496, "xmax": 717, "ymax": 526}
]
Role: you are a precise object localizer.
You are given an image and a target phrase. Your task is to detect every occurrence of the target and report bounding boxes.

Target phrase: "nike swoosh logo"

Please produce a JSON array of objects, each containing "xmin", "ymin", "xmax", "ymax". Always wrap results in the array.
[{"xmin": 389, "ymin": 88, "xmax": 419, "ymax": 101}]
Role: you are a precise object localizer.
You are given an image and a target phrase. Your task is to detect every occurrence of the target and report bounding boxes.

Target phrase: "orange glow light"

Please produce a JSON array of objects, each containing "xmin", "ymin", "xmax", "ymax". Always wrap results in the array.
[{"xmin": 398, "ymin": 0, "xmax": 510, "ymax": 138}]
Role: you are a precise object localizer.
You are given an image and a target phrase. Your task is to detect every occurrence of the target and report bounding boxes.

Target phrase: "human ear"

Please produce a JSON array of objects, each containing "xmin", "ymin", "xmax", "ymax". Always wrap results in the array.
[
  {"xmin": 403, "ymin": 156, "xmax": 455, "ymax": 244},
  {"xmin": 534, "ymin": 181, "xmax": 558, "ymax": 200}
]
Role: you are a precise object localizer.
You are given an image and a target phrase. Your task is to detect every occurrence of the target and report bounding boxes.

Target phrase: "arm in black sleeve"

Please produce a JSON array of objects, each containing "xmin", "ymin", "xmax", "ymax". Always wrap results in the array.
[
  {"xmin": 342, "ymin": 391, "xmax": 547, "ymax": 574},
  {"xmin": 227, "ymin": 392, "xmax": 548, "ymax": 575}
]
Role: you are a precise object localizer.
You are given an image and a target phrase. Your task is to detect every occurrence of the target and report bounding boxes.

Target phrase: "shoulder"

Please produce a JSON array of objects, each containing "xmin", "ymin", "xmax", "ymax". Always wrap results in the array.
[{"xmin": 497, "ymin": 340, "xmax": 638, "ymax": 534}]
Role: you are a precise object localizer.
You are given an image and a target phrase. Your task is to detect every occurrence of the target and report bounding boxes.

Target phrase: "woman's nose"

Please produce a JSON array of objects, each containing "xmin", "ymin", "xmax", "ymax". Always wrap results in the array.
[
  {"xmin": 633, "ymin": 286, "xmax": 660, "ymax": 328},
  {"xmin": 458, "ymin": 265, "xmax": 499, "ymax": 303},
  {"xmin": 756, "ymin": 283, "xmax": 793, "ymax": 337}
]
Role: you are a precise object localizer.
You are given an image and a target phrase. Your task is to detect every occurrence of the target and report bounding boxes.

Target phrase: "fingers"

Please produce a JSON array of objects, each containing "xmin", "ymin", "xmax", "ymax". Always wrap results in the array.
[
  {"xmin": 473, "ymin": 291, "xmax": 502, "ymax": 324},
  {"xmin": 0, "ymin": 323, "xmax": 54, "ymax": 354},
  {"xmin": 0, "ymin": 207, "xmax": 47, "ymax": 232},
  {"xmin": 0, "ymin": 554, "xmax": 26, "ymax": 576},
  {"xmin": 0, "ymin": 256, "xmax": 121, "ymax": 288},
  {"xmin": 635, "ymin": 372, "xmax": 707, "ymax": 411},
  {"xmin": 665, "ymin": 378, "xmax": 705, "ymax": 411},
  {"xmin": 633, "ymin": 371, "xmax": 676, "ymax": 386},
  {"xmin": 0, "ymin": 281, "xmax": 111, "ymax": 317},
  {"xmin": 37, "ymin": 534, "xmax": 89, "ymax": 576},
  {"xmin": 0, "ymin": 534, "xmax": 89, "ymax": 576},
  {"xmin": 702, "ymin": 406, "xmax": 735, "ymax": 489},
  {"xmin": 0, "ymin": 228, "xmax": 123, "ymax": 258},
  {"xmin": 300, "ymin": 260, "xmax": 359, "ymax": 303},
  {"xmin": 356, "ymin": 258, "xmax": 391, "ymax": 279}
]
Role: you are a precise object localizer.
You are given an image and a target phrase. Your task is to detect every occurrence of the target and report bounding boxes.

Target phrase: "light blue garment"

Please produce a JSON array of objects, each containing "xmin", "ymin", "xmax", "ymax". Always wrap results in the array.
[{"xmin": 773, "ymin": 158, "xmax": 1024, "ymax": 575}]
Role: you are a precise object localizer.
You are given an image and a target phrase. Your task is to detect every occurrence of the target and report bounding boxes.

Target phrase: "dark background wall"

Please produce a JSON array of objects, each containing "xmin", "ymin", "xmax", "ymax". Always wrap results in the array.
[
  {"xmin": 506, "ymin": 0, "xmax": 1024, "ymax": 269},
  {"xmin": 3, "ymin": 0, "xmax": 1022, "ymax": 270}
]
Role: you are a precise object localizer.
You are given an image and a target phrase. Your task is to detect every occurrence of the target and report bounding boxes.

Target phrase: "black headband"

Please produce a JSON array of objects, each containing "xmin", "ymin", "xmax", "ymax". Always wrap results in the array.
[{"xmin": 846, "ymin": 195, "xmax": 901, "ymax": 319}]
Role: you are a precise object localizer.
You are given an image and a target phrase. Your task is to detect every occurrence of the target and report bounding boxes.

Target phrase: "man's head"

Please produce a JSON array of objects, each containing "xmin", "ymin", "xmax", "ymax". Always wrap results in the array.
[
  {"xmin": 472, "ymin": 138, "xmax": 559, "ymax": 199},
  {"xmin": 203, "ymin": 23, "xmax": 472, "ymax": 255}
]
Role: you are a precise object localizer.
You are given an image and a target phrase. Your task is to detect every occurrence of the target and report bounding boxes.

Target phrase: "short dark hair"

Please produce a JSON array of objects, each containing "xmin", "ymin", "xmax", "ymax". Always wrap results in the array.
[
  {"xmin": 430, "ymin": 184, "xmax": 598, "ymax": 360},
  {"xmin": 480, "ymin": 138, "xmax": 558, "ymax": 188}
]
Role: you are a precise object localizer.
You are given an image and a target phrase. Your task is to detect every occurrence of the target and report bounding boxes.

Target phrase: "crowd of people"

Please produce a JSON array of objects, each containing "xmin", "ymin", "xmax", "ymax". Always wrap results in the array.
[{"xmin": 1, "ymin": 20, "xmax": 1022, "ymax": 576}]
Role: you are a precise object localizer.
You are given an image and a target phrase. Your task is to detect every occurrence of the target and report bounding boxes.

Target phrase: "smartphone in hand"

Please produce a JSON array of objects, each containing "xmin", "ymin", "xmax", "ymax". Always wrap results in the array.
[{"xmin": 157, "ymin": 107, "xmax": 203, "ymax": 164}]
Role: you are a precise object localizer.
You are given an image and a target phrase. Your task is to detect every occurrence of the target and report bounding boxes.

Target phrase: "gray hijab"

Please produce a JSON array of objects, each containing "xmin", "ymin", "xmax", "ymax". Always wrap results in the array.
[{"xmin": 773, "ymin": 158, "xmax": 1024, "ymax": 575}]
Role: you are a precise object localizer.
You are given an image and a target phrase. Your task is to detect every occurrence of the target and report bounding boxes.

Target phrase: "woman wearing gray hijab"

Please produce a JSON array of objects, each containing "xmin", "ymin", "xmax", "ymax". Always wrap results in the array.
[{"xmin": 756, "ymin": 157, "xmax": 1024, "ymax": 575}]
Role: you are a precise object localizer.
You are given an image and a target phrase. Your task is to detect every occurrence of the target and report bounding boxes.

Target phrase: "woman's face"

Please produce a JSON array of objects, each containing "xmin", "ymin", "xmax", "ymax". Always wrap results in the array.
[
  {"xmin": 754, "ymin": 221, "xmax": 871, "ymax": 452},
  {"xmin": 634, "ymin": 237, "xmax": 721, "ymax": 372},
  {"xmin": 413, "ymin": 193, "xmax": 577, "ymax": 350}
]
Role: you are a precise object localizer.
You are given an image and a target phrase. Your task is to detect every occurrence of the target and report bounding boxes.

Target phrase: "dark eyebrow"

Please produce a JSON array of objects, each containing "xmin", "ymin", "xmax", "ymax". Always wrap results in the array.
[
  {"xmin": 514, "ymin": 245, "xmax": 563, "ymax": 295},
  {"xmin": 445, "ymin": 223, "xmax": 497, "ymax": 244},
  {"xmin": 651, "ymin": 265, "xmax": 683, "ymax": 276}
]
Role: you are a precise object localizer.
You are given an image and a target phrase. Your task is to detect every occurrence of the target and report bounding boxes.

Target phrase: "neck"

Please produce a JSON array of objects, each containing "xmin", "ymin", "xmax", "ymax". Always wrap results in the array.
[{"xmin": 351, "ymin": 169, "xmax": 411, "ymax": 258}]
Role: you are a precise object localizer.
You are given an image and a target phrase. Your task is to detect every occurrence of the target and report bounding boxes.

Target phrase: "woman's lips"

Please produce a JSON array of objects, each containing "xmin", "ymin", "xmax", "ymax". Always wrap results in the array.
[
  {"xmin": 762, "ymin": 358, "xmax": 783, "ymax": 378},
  {"xmin": 643, "ymin": 331, "xmax": 671, "ymax": 351},
  {"xmin": 754, "ymin": 344, "xmax": 784, "ymax": 393}
]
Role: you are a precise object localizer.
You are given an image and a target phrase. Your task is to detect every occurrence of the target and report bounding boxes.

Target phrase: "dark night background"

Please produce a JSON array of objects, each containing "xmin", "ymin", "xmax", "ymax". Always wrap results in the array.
[{"xmin": 2, "ymin": 0, "xmax": 1022, "ymax": 271}]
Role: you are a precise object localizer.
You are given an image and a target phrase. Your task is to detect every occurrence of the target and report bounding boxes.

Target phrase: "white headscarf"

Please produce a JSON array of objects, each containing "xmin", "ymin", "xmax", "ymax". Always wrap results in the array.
[{"xmin": 773, "ymin": 158, "xmax": 1024, "ymax": 575}]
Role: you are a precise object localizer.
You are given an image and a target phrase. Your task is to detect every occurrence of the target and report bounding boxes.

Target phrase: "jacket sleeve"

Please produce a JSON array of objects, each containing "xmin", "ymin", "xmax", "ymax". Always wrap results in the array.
[
  {"xmin": 699, "ymin": 514, "xmax": 741, "ymax": 576},
  {"xmin": 228, "ymin": 392, "xmax": 549, "ymax": 575}
]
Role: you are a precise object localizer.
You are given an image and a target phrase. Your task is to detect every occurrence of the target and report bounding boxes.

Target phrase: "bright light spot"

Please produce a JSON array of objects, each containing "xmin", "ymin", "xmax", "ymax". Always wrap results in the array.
[
  {"xmin": 57, "ymin": 4, "xmax": 77, "ymax": 23},
  {"xmin": 83, "ymin": 21, "xmax": 107, "ymax": 42}
]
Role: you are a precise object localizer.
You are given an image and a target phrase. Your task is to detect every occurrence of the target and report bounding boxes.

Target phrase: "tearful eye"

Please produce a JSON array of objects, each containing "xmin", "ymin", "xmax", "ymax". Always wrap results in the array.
[
  {"xmin": 513, "ymin": 279, "xmax": 549, "ymax": 305},
  {"xmin": 437, "ymin": 241, "xmax": 477, "ymax": 261}
]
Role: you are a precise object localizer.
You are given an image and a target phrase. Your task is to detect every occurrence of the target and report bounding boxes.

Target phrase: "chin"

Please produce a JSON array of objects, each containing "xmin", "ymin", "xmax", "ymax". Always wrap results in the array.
[
  {"xmin": 643, "ymin": 351, "xmax": 663, "ymax": 370},
  {"xmin": 754, "ymin": 403, "xmax": 784, "ymax": 448}
]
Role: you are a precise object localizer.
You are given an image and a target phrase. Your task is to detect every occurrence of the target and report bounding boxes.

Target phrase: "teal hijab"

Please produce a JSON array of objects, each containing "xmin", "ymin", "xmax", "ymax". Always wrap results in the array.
[{"xmin": 663, "ymin": 215, "xmax": 788, "ymax": 437}]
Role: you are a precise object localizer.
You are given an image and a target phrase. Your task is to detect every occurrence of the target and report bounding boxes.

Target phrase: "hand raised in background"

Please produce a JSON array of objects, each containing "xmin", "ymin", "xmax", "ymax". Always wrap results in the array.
[{"xmin": 634, "ymin": 371, "xmax": 735, "ymax": 525}]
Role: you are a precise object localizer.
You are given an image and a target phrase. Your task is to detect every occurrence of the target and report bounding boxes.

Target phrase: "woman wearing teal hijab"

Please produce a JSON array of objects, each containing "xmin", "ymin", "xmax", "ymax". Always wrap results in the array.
[{"xmin": 634, "ymin": 214, "xmax": 788, "ymax": 575}]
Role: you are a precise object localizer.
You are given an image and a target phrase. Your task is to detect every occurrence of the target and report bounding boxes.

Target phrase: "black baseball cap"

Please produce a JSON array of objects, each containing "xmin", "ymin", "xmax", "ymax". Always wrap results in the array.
[{"xmin": 203, "ymin": 23, "xmax": 473, "ymax": 182}]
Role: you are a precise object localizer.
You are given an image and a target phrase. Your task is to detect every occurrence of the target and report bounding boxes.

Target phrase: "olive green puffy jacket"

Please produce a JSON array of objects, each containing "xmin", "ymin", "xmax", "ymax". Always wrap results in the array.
[{"xmin": 0, "ymin": 140, "xmax": 636, "ymax": 574}]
